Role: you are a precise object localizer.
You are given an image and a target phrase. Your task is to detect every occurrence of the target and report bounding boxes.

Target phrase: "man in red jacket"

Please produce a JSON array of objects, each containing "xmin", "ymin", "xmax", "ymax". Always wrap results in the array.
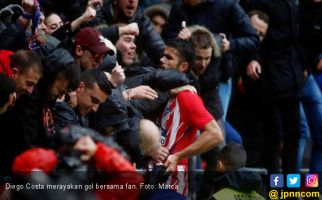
[{"xmin": 0, "ymin": 49, "xmax": 42, "ymax": 99}]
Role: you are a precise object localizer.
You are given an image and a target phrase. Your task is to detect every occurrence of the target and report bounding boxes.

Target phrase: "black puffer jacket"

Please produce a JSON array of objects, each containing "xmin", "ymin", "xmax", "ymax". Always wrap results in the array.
[
  {"xmin": 54, "ymin": 101, "xmax": 89, "ymax": 131},
  {"xmin": 91, "ymin": 85, "xmax": 143, "ymax": 163},
  {"xmin": 125, "ymin": 66, "xmax": 193, "ymax": 120},
  {"xmin": 93, "ymin": 66, "xmax": 192, "ymax": 130},
  {"xmin": 91, "ymin": 0, "xmax": 165, "ymax": 66},
  {"xmin": 250, "ymin": 0, "xmax": 305, "ymax": 100},
  {"xmin": 93, "ymin": 86, "xmax": 131, "ymax": 132},
  {"xmin": 124, "ymin": 66, "xmax": 191, "ymax": 91}
]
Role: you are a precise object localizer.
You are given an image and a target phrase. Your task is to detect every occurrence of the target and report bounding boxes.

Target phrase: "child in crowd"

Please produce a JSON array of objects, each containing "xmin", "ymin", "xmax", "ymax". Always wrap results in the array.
[{"xmin": 208, "ymin": 142, "xmax": 266, "ymax": 200}]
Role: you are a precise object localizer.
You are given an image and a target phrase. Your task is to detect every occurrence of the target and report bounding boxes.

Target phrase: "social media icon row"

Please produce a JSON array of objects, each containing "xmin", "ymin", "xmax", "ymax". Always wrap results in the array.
[{"xmin": 270, "ymin": 174, "xmax": 319, "ymax": 188}]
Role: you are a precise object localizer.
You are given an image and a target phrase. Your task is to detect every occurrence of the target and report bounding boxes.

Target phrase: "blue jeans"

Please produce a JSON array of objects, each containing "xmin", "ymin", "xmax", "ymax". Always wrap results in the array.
[
  {"xmin": 314, "ymin": 72, "xmax": 322, "ymax": 92},
  {"xmin": 225, "ymin": 121, "xmax": 243, "ymax": 144},
  {"xmin": 298, "ymin": 75, "xmax": 322, "ymax": 173},
  {"xmin": 297, "ymin": 103, "xmax": 310, "ymax": 171},
  {"xmin": 219, "ymin": 78, "xmax": 232, "ymax": 121}
]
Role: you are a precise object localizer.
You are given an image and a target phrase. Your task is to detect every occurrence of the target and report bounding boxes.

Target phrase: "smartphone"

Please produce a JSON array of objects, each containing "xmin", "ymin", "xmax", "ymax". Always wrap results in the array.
[{"xmin": 181, "ymin": 21, "xmax": 186, "ymax": 28}]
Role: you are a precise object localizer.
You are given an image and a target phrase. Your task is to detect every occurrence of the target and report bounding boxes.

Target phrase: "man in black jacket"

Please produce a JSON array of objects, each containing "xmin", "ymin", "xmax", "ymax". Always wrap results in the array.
[
  {"xmin": 54, "ymin": 68, "xmax": 112, "ymax": 130},
  {"xmin": 249, "ymin": 0, "xmax": 305, "ymax": 173},
  {"xmin": 92, "ymin": 0, "xmax": 165, "ymax": 66}
]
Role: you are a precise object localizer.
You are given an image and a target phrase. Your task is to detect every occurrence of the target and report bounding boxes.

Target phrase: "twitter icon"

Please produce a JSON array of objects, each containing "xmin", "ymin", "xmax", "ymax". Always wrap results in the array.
[{"xmin": 287, "ymin": 174, "xmax": 301, "ymax": 188}]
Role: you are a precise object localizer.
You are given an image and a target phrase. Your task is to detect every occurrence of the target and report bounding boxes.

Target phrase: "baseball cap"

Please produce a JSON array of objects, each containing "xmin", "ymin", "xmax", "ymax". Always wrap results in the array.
[{"xmin": 75, "ymin": 27, "xmax": 114, "ymax": 55}]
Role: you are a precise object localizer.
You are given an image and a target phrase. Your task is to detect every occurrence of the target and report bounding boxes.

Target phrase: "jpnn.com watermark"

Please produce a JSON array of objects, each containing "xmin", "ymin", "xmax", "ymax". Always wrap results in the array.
[{"xmin": 269, "ymin": 190, "xmax": 320, "ymax": 199}]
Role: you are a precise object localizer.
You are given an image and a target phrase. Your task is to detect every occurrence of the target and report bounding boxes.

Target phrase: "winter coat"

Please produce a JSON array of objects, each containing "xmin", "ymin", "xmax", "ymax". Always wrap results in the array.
[
  {"xmin": 54, "ymin": 101, "xmax": 89, "ymax": 132},
  {"xmin": 250, "ymin": 0, "xmax": 305, "ymax": 100},
  {"xmin": 7, "ymin": 35, "xmax": 78, "ymax": 150},
  {"xmin": 93, "ymin": 87, "xmax": 129, "ymax": 131},
  {"xmin": 124, "ymin": 66, "xmax": 191, "ymax": 91},
  {"xmin": 197, "ymin": 56, "xmax": 224, "ymax": 119},
  {"xmin": 124, "ymin": 66, "xmax": 192, "ymax": 119}
]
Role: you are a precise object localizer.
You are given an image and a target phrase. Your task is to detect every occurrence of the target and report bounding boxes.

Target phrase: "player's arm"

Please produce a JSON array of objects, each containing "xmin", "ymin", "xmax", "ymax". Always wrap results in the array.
[{"xmin": 164, "ymin": 120, "xmax": 223, "ymax": 172}]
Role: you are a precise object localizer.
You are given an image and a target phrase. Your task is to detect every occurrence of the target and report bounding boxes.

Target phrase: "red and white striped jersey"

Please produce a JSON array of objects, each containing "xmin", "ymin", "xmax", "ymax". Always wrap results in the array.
[{"xmin": 159, "ymin": 91, "xmax": 214, "ymax": 196}]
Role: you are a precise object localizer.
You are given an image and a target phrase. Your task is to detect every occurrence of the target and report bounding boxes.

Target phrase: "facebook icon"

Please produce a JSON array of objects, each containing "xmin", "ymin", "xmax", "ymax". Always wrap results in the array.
[{"xmin": 270, "ymin": 174, "xmax": 284, "ymax": 188}]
